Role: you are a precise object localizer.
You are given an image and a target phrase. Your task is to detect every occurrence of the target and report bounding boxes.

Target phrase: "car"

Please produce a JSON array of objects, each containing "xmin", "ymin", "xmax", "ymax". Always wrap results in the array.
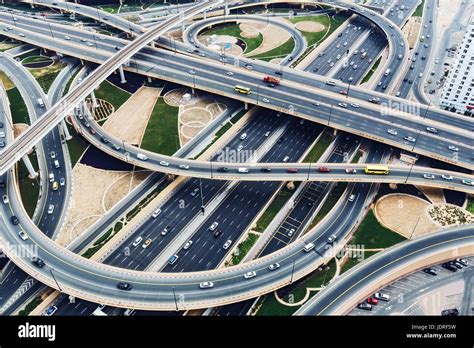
[
  {"xmin": 31, "ymin": 257, "xmax": 45, "ymax": 268},
  {"xmin": 357, "ymin": 302, "xmax": 372, "ymax": 311},
  {"xmin": 209, "ymin": 222, "xmax": 219, "ymax": 231},
  {"xmin": 404, "ymin": 136, "xmax": 416, "ymax": 142},
  {"xmin": 345, "ymin": 168, "xmax": 357, "ymax": 174},
  {"xmin": 423, "ymin": 268, "xmax": 437, "ymax": 276},
  {"xmin": 117, "ymin": 282, "xmax": 133, "ymax": 291},
  {"xmin": 142, "ymin": 238, "xmax": 152, "ymax": 248},
  {"xmin": 426, "ymin": 127, "xmax": 438, "ymax": 134},
  {"xmin": 374, "ymin": 292, "xmax": 390, "ymax": 301},
  {"xmin": 168, "ymin": 255, "xmax": 179, "ymax": 265},
  {"xmin": 423, "ymin": 174, "xmax": 435, "ymax": 180},
  {"xmin": 243, "ymin": 271, "xmax": 257, "ymax": 279},
  {"xmin": 261, "ymin": 167, "xmax": 272, "ymax": 173},
  {"xmin": 199, "ymin": 281, "xmax": 214, "ymax": 289},
  {"xmin": 387, "ymin": 129, "xmax": 398, "ymax": 135},
  {"xmin": 213, "ymin": 229, "xmax": 223, "ymax": 238},
  {"xmin": 367, "ymin": 297, "xmax": 378, "ymax": 305},
  {"xmin": 462, "ymin": 179, "xmax": 474, "ymax": 186},
  {"xmin": 11, "ymin": 216, "xmax": 19, "ymax": 225},
  {"xmin": 448, "ymin": 145, "xmax": 459, "ymax": 152},
  {"xmin": 152, "ymin": 208, "xmax": 161, "ymax": 218},
  {"xmin": 268, "ymin": 263, "xmax": 280, "ymax": 271},
  {"xmin": 183, "ymin": 240, "xmax": 193, "ymax": 250},
  {"xmin": 2, "ymin": 195, "xmax": 9, "ymax": 204},
  {"xmin": 318, "ymin": 167, "xmax": 330, "ymax": 173},
  {"xmin": 441, "ymin": 308, "xmax": 459, "ymax": 316},
  {"xmin": 441, "ymin": 174, "xmax": 453, "ymax": 181},
  {"xmin": 223, "ymin": 240, "xmax": 232, "ymax": 249},
  {"xmin": 161, "ymin": 225, "xmax": 172, "ymax": 236},
  {"xmin": 59, "ymin": 178, "xmax": 65, "ymax": 186},
  {"xmin": 47, "ymin": 204, "xmax": 55, "ymax": 214},
  {"xmin": 18, "ymin": 230, "xmax": 28, "ymax": 240},
  {"xmin": 226, "ymin": 71, "xmax": 234, "ymax": 76},
  {"xmin": 218, "ymin": 167, "xmax": 229, "ymax": 172},
  {"xmin": 45, "ymin": 306, "xmax": 58, "ymax": 316},
  {"xmin": 191, "ymin": 188, "xmax": 200, "ymax": 197},
  {"xmin": 327, "ymin": 234, "xmax": 336, "ymax": 244},
  {"xmin": 348, "ymin": 194, "xmax": 356, "ymax": 202},
  {"xmin": 159, "ymin": 161, "xmax": 169, "ymax": 166},
  {"xmin": 338, "ymin": 103, "xmax": 347, "ymax": 108},
  {"xmin": 286, "ymin": 168, "xmax": 298, "ymax": 173},
  {"xmin": 350, "ymin": 103, "xmax": 360, "ymax": 108},
  {"xmin": 132, "ymin": 236, "xmax": 143, "ymax": 247},
  {"xmin": 50, "ymin": 151, "xmax": 56, "ymax": 159},
  {"xmin": 288, "ymin": 228, "xmax": 295, "ymax": 237}
]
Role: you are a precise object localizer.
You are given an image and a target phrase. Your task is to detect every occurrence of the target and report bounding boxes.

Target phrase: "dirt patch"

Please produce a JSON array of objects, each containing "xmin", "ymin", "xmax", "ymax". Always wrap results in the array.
[
  {"xmin": 295, "ymin": 21, "xmax": 325, "ymax": 33},
  {"xmin": 375, "ymin": 194, "xmax": 440, "ymax": 238},
  {"xmin": 56, "ymin": 164, "xmax": 145, "ymax": 247},
  {"xmin": 102, "ymin": 86, "xmax": 161, "ymax": 145}
]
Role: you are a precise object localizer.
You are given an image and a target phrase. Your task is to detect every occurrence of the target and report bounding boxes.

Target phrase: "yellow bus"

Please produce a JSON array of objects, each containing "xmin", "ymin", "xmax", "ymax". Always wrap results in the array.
[
  {"xmin": 234, "ymin": 85, "xmax": 251, "ymax": 95},
  {"xmin": 364, "ymin": 165, "xmax": 389, "ymax": 175}
]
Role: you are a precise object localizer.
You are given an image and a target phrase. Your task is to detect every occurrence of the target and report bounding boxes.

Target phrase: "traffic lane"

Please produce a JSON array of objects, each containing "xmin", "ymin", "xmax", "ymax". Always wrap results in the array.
[{"xmin": 3, "ymin": 16, "xmax": 468, "ymax": 134}]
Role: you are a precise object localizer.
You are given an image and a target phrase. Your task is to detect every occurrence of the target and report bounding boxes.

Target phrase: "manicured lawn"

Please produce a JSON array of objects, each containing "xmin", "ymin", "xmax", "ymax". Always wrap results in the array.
[
  {"xmin": 413, "ymin": 0, "xmax": 425, "ymax": 17},
  {"xmin": 203, "ymin": 24, "xmax": 264, "ymax": 55},
  {"xmin": 350, "ymin": 209, "xmax": 406, "ymax": 249},
  {"xmin": 7, "ymin": 88, "xmax": 29, "ymax": 125},
  {"xmin": 256, "ymin": 259, "xmax": 336, "ymax": 315},
  {"xmin": 140, "ymin": 97, "xmax": 179, "ymax": 156},
  {"xmin": 361, "ymin": 57, "xmax": 381, "ymax": 84},
  {"xmin": 249, "ymin": 37, "xmax": 295, "ymax": 61},
  {"xmin": 93, "ymin": 80, "xmax": 131, "ymax": 110},
  {"xmin": 254, "ymin": 185, "xmax": 296, "ymax": 232},
  {"xmin": 16, "ymin": 154, "xmax": 40, "ymax": 218},
  {"xmin": 303, "ymin": 130, "xmax": 333, "ymax": 163},
  {"xmin": 231, "ymin": 233, "xmax": 259, "ymax": 265}
]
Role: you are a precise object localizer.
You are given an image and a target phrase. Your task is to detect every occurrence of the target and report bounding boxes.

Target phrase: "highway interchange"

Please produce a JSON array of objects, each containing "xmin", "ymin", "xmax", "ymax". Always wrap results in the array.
[{"xmin": 0, "ymin": 0, "xmax": 472, "ymax": 316}]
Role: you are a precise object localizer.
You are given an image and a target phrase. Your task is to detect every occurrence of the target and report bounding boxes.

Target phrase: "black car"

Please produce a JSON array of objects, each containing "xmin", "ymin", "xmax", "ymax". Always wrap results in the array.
[
  {"xmin": 117, "ymin": 282, "xmax": 133, "ymax": 291},
  {"xmin": 261, "ymin": 168, "xmax": 272, "ymax": 173},
  {"xmin": 217, "ymin": 167, "xmax": 229, "ymax": 172},
  {"xmin": 11, "ymin": 216, "xmax": 19, "ymax": 225},
  {"xmin": 31, "ymin": 257, "xmax": 45, "ymax": 268},
  {"xmin": 423, "ymin": 268, "xmax": 437, "ymax": 276},
  {"xmin": 442, "ymin": 262, "xmax": 457, "ymax": 272}
]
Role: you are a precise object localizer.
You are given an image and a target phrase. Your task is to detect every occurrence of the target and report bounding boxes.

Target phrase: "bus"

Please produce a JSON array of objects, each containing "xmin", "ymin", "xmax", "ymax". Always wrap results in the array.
[
  {"xmin": 364, "ymin": 165, "xmax": 389, "ymax": 175},
  {"xmin": 234, "ymin": 85, "xmax": 251, "ymax": 94}
]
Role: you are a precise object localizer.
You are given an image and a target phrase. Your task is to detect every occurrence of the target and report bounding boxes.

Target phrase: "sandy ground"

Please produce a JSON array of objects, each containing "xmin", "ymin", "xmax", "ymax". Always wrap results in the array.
[
  {"xmin": 56, "ymin": 164, "xmax": 146, "ymax": 247},
  {"xmin": 295, "ymin": 21, "xmax": 325, "ymax": 33},
  {"xmin": 245, "ymin": 20, "xmax": 291, "ymax": 57},
  {"xmin": 103, "ymin": 86, "xmax": 161, "ymax": 145},
  {"xmin": 375, "ymin": 194, "xmax": 440, "ymax": 238},
  {"xmin": 402, "ymin": 17, "xmax": 421, "ymax": 49},
  {"xmin": 417, "ymin": 186, "xmax": 445, "ymax": 204},
  {"xmin": 418, "ymin": 279, "xmax": 464, "ymax": 315}
]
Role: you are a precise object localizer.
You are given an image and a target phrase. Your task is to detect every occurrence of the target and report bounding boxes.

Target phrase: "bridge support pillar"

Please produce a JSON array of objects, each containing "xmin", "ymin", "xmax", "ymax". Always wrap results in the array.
[
  {"xmin": 62, "ymin": 120, "xmax": 72, "ymax": 141},
  {"xmin": 22, "ymin": 155, "xmax": 37, "ymax": 179},
  {"xmin": 90, "ymin": 91, "xmax": 98, "ymax": 108},
  {"xmin": 119, "ymin": 65, "xmax": 127, "ymax": 84}
]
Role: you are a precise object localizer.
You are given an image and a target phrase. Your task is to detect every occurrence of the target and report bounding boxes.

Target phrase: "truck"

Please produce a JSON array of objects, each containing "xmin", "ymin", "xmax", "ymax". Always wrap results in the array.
[
  {"xmin": 263, "ymin": 76, "xmax": 280, "ymax": 86},
  {"xmin": 37, "ymin": 98, "xmax": 45, "ymax": 108},
  {"xmin": 384, "ymin": 68, "xmax": 391, "ymax": 76}
]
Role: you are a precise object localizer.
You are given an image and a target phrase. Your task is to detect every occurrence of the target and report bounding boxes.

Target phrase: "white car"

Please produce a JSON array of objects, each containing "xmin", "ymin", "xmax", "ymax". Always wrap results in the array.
[
  {"xmin": 2, "ymin": 195, "xmax": 9, "ymax": 204},
  {"xmin": 183, "ymin": 240, "xmax": 193, "ymax": 250},
  {"xmin": 387, "ymin": 129, "xmax": 398, "ymax": 136},
  {"xmin": 223, "ymin": 240, "xmax": 232, "ymax": 249},
  {"xmin": 243, "ymin": 271, "xmax": 257, "ymax": 279},
  {"xmin": 159, "ymin": 161, "xmax": 169, "ymax": 166}
]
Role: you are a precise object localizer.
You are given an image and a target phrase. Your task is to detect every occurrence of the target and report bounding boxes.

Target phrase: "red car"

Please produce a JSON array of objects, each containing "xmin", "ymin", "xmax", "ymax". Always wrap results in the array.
[
  {"xmin": 89, "ymin": 128, "xmax": 96, "ymax": 135},
  {"xmin": 367, "ymin": 297, "xmax": 378, "ymax": 305},
  {"xmin": 286, "ymin": 168, "xmax": 298, "ymax": 173},
  {"xmin": 318, "ymin": 167, "xmax": 331, "ymax": 173}
]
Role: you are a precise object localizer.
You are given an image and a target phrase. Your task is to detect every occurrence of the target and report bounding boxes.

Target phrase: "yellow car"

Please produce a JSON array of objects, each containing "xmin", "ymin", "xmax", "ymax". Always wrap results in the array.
[{"xmin": 52, "ymin": 181, "xmax": 59, "ymax": 191}]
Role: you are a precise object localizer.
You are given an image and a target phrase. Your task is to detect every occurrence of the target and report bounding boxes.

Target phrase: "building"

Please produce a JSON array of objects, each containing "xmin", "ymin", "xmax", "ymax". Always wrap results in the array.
[{"xmin": 439, "ymin": 16, "xmax": 474, "ymax": 115}]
